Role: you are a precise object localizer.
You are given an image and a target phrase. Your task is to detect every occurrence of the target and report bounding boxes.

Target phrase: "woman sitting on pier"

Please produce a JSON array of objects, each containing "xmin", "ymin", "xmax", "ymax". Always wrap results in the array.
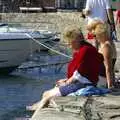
[
  {"xmin": 27, "ymin": 27, "xmax": 103, "ymax": 112},
  {"xmin": 87, "ymin": 19, "xmax": 117, "ymax": 88}
]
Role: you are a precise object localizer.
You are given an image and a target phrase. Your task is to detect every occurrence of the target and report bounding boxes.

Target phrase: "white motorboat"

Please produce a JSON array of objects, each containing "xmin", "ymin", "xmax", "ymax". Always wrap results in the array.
[{"xmin": 0, "ymin": 23, "xmax": 59, "ymax": 73}]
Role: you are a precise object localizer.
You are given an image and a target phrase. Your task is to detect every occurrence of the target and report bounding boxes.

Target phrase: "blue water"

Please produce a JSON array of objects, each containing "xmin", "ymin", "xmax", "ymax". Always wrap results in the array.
[
  {"xmin": 0, "ymin": 63, "xmax": 67, "ymax": 120},
  {"xmin": 0, "ymin": 50, "xmax": 70, "ymax": 120}
]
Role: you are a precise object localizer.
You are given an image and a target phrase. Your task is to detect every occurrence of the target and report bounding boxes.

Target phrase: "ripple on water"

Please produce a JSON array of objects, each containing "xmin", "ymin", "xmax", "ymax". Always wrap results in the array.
[{"xmin": 0, "ymin": 63, "xmax": 66, "ymax": 119}]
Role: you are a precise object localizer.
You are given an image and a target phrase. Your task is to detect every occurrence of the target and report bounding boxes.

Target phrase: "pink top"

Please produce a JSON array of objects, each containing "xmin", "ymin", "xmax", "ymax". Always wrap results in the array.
[{"xmin": 116, "ymin": 10, "xmax": 120, "ymax": 24}]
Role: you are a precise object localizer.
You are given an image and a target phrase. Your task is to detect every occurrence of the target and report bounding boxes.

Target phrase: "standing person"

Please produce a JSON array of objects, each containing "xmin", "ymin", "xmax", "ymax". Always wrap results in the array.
[
  {"xmin": 87, "ymin": 19, "xmax": 117, "ymax": 88},
  {"xmin": 27, "ymin": 27, "xmax": 103, "ymax": 119},
  {"xmin": 83, "ymin": 0, "xmax": 116, "ymax": 42},
  {"xmin": 84, "ymin": 0, "xmax": 115, "ymax": 26},
  {"xmin": 116, "ymin": 10, "xmax": 120, "ymax": 40},
  {"xmin": 116, "ymin": 10, "xmax": 120, "ymax": 26}
]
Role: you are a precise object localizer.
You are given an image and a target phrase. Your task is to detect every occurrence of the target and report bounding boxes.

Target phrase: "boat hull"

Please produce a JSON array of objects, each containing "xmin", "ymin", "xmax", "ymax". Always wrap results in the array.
[
  {"xmin": 0, "ymin": 38, "xmax": 41, "ymax": 70},
  {"xmin": 0, "ymin": 25, "xmax": 60, "ymax": 72}
]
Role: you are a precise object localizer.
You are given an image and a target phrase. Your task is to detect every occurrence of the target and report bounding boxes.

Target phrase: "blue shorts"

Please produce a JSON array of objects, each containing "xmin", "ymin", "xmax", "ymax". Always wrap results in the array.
[{"xmin": 59, "ymin": 81, "xmax": 85, "ymax": 96}]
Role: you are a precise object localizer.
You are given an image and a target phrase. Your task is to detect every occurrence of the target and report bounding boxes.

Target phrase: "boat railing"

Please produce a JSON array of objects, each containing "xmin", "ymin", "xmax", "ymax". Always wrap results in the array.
[
  {"xmin": 2, "ymin": 21, "xmax": 58, "ymax": 29},
  {"xmin": 0, "ymin": 22, "xmax": 60, "ymax": 35}
]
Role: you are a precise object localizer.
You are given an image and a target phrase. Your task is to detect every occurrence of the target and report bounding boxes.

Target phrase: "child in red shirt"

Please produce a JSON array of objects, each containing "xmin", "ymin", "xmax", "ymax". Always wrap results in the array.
[{"xmin": 27, "ymin": 27, "xmax": 103, "ymax": 116}]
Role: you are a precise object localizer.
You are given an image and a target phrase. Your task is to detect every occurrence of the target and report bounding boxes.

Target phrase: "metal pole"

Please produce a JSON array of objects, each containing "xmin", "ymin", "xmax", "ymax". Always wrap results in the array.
[
  {"xmin": 74, "ymin": 0, "xmax": 78, "ymax": 8},
  {"xmin": 57, "ymin": 0, "xmax": 60, "ymax": 8}
]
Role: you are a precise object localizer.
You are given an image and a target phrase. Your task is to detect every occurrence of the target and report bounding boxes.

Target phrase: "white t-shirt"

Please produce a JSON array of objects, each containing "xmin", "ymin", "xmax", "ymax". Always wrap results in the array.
[
  {"xmin": 85, "ymin": 0, "xmax": 111, "ymax": 22},
  {"xmin": 72, "ymin": 70, "xmax": 92, "ymax": 84}
]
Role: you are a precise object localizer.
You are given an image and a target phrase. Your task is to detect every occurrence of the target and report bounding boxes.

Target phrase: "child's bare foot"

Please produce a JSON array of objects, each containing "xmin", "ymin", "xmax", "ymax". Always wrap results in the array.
[
  {"xmin": 26, "ymin": 100, "xmax": 49, "ymax": 111},
  {"xmin": 26, "ymin": 103, "xmax": 39, "ymax": 111}
]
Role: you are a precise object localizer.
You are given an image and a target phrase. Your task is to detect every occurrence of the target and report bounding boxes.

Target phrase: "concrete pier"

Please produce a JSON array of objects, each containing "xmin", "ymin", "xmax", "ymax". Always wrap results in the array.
[
  {"xmin": 31, "ymin": 94, "xmax": 120, "ymax": 120},
  {"xmin": 31, "ymin": 42, "xmax": 120, "ymax": 120}
]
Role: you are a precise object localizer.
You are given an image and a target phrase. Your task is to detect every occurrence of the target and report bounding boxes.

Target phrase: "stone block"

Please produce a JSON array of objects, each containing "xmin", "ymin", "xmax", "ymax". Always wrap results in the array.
[{"xmin": 31, "ymin": 107, "xmax": 85, "ymax": 120}]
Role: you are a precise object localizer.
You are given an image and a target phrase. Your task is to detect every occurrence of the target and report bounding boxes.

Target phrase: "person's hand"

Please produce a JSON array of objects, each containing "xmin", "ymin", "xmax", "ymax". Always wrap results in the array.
[
  {"xmin": 83, "ymin": 9, "xmax": 91, "ymax": 16},
  {"xmin": 108, "ymin": 85, "xmax": 114, "ymax": 89},
  {"xmin": 56, "ymin": 79, "xmax": 67, "ymax": 86},
  {"xmin": 108, "ymin": 85, "xmax": 115, "ymax": 93},
  {"xmin": 65, "ymin": 80, "xmax": 72, "ymax": 85},
  {"xmin": 65, "ymin": 77, "xmax": 73, "ymax": 85},
  {"xmin": 107, "ymin": 80, "xmax": 113, "ymax": 89}
]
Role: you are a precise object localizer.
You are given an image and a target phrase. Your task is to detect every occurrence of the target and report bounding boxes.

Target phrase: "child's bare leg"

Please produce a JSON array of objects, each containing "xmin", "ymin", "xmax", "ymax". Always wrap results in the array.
[
  {"xmin": 27, "ymin": 87, "xmax": 61, "ymax": 111},
  {"xmin": 31, "ymin": 87, "xmax": 61, "ymax": 119},
  {"xmin": 26, "ymin": 89, "xmax": 51, "ymax": 111}
]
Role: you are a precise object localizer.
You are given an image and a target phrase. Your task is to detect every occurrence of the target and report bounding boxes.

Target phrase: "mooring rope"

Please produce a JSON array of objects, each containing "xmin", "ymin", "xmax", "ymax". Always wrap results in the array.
[{"xmin": 25, "ymin": 33, "xmax": 72, "ymax": 59}]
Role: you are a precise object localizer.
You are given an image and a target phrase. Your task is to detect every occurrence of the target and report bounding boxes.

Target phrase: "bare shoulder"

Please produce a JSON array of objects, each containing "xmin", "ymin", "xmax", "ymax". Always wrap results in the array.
[
  {"xmin": 103, "ymin": 42, "xmax": 111, "ymax": 49},
  {"xmin": 102, "ymin": 42, "xmax": 112, "ymax": 57}
]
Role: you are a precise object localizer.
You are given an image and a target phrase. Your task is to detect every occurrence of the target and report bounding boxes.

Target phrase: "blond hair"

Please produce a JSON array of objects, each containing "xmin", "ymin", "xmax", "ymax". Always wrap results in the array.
[
  {"xmin": 87, "ymin": 18, "xmax": 108, "ymax": 36},
  {"xmin": 63, "ymin": 27, "xmax": 84, "ymax": 43},
  {"xmin": 87, "ymin": 18, "xmax": 104, "ymax": 31},
  {"xmin": 94, "ymin": 24, "xmax": 108, "ymax": 36}
]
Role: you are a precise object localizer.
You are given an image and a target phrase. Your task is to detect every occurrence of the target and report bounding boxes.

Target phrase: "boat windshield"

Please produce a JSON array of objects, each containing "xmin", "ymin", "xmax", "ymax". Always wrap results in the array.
[{"xmin": 0, "ymin": 23, "xmax": 32, "ymax": 33}]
